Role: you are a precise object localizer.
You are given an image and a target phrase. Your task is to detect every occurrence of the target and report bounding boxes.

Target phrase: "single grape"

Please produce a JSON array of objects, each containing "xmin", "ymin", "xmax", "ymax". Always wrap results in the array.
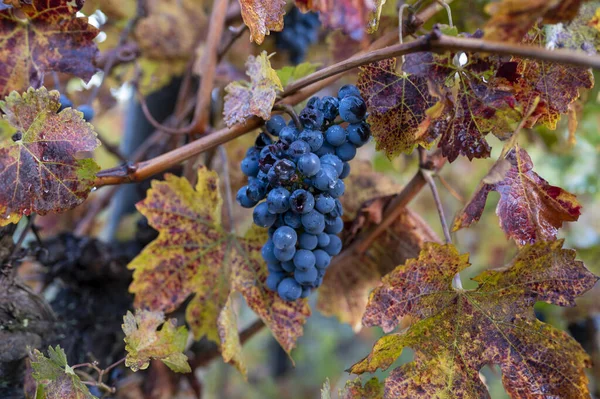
[
  {"xmin": 301, "ymin": 210, "xmax": 325, "ymax": 234},
  {"xmin": 325, "ymin": 125, "xmax": 346, "ymax": 147},
  {"xmin": 253, "ymin": 202, "xmax": 277, "ymax": 227},
  {"xmin": 314, "ymin": 142, "xmax": 335, "ymax": 157},
  {"xmin": 287, "ymin": 140, "xmax": 311, "ymax": 160},
  {"xmin": 347, "ymin": 122, "xmax": 371, "ymax": 147},
  {"xmin": 279, "ymin": 126, "xmax": 298, "ymax": 144},
  {"xmin": 259, "ymin": 150, "xmax": 278, "ymax": 173},
  {"xmin": 299, "ymin": 129, "xmax": 324, "ymax": 152},
  {"xmin": 293, "ymin": 249, "xmax": 316, "ymax": 271},
  {"xmin": 255, "ymin": 132, "xmax": 273, "ymax": 148},
  {"xmin": 339, "ymin": 95, "xmax": 367, "ymax": 123},
  {"xmin": 335, "ymin": 142, "xmax": 357, "ymax": 162},
  {"xmin": 262, "ymin": 240, "xmax": 279, "ymax": 263},
  {"xmin": 329, "ymin": 179, "xmax": 345, "ymax": 198},
  {"xmin": 236, "ymin": 186, "xmax": 258, "ymax": 208},
  {"xmin": 241, "ymin": 156, "xmax": 260, "ymax": 177},
  {"xmin": 274, "ymin": 245, "xmax": 296, "ymax": 262},
  {"xmin": 277, "ymin": 277, "xmax": 302, "ymax": 301},
  {"xmin": 320, "ymin": 96, "xmax": 339, "ymax": 121},
  {"xmin": 246, "ymin": 146, "xmax": 259, "ymax": 157},
  {"xmin": 339, "ymin": 162, "xmax": 351, "ymax": 179},
  {"xmin": 324, "ymin": 234, "xmax": 342, "ymax": 256},
  {"xmin": 266, "ymin": 115, "xmax": 286, "ymax": 136},
  {"xmin": 314, "ymin": 249, "xmax": 331, "ymax": 269},
  {"xmin": 283, "ymin": 211, "xmax": 302, "ymax": 229},
  {"xmin": 266, "ymin": 272, "xmax": 286, "ymax": 291},
  {"xmin": 77, "ymin": 104, "xmax": 95, "ymax": 122},
  {"xmin": 301, "ymin": 286, "xmax": 312, "ymax": 298},
  {"xmin": 306, "ymin": 97, "xmax": 321, "ymax": 109},
  {"xmin": 298, "ymin": 233, "xmax": 318, "ymax": 250},
  {"xmin": 267, "ymin": 261, "xmax": 284, "ymax": 273},
  {"xmin": 267, "ymin": 187, "xmax": 291, "ymax": 214},
  {"xmin": 246, "ymin": 180, "xmax": 266, "ymax": 201},
  {"xmin": 324, "ymin": 216, "xmax": 344, "ymax": 234},
  {"xmin": 299, "ymin": 107, "xmax": 325, "ymax": 130},
  {"xmin": 315, "ymin": 194, "xmax": 335, "ymax": 214},
  {"xmin": 320, "ymin": 154, "xmax": 343, "ymax": 176},
  {"xmin": 58, "ymin": 94, "xmax": 73, "ymax": 111},
  {"xmin": 294, "ymin": 266, "xmax": 318, "ymax": 285},
  {"xmin": 317, "ymin": 233, "xmax": 330, "ymax": 248},
  {"xmin": 297, "ymin": 153, "xmax": 321, "ymax": 177},
  {"xmin": 338, "ymin": 84, "xmax": 361, "ymax": 99},
  {"xmin": 289, "ymin": 189, "xmax": 315, "ymax": 214},
  {"xmin": 271, "ymin": 159, "xmax": 297, "ymax": 182},
  {"xmin": 312, "ymin": 164, "xmax": 338, "ymax": 191},
  {"xmin": 273, "ymin": 226, "xmax": 298, "ymax": 250},
  {"xmin": 330, "ymin": 199, "xmax": 344, "ymax": 218},
  {"xmin": 282, "ymin": 260, "xmax": 295, "ymax": 272}
]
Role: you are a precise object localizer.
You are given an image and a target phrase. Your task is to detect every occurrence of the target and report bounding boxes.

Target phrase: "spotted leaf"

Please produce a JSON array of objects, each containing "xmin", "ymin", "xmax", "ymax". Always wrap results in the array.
[{"xmin": 238, "ymin": 0, "xmax": 285, "ymax": 44}]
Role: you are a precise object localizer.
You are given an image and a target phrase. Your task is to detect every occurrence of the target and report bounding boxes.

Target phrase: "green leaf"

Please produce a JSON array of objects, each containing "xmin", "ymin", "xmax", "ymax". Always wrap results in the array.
[{"xmin": 276, "ymin": 62, "xmax": 321, "ymax": 87}]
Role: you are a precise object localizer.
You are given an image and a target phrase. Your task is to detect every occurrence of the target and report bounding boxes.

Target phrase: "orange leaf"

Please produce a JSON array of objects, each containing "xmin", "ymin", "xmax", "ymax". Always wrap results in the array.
[{"xmin": 238, "ymin": 0, "xmax": 286, "ymax": 44}]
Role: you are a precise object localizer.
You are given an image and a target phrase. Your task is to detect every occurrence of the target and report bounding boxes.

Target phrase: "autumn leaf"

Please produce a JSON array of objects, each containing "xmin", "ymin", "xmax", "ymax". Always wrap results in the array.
[
  {"xmin": 122, "ymin": 309, "xmax": 191, "ymax": 373},
  {"xmin": 127, "ymin": 168, "xmax": 309, "ymax": 367},
  {"xmin": 351, "ymin": 241, "xmax": 598, "ymax": 398},
  {"xmin": 0, "ymin": 0, "xmax": 99, "ymax": 97},
  {"xmin": 357, "ymin": 58, "xmax": 436, "ymax": 158},
  {"xmin": 484, "ymin": 0, "xmax": 587, "ymax": 43},
  {"xmin": 276, "ymin": 62, "xmax": 321, "ymax": 87},
  {"xmin": 453, "ymin": 146, "xmax": 581, "ymax": 245},
  {"xmin": 500, "ymin": 28, "xmax": 594, "ymax": 130},
  {"xmin": 403, "ymin": 48, "xmax": 521, "ymax": 162},
  {"xmin": 341, "ymin": 377, "xmax": 384, "ymax": 399},
  {"xmin": 217, "ymin": 296, "xmax": 246, "ymax": 376},
  {"xmin": 238, "ymin": 0, "xmax": 285, "ymax": 44},
  {"xmin": 0, "ymin": 87, "xmax": 100, "ymax": 226},
  {"xmin": 224, "ymin": 51, "xmax": 283, "ymax": 127},
  {"xmin": 30, "ymin": 345, "xmax": 97, "ymax": 399}
]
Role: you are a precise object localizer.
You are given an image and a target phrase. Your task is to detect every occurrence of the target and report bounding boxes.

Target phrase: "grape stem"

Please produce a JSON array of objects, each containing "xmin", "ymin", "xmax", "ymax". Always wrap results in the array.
[{"xmin": 273, "ymin": 103, "xmax": 303, "ymax": 131}]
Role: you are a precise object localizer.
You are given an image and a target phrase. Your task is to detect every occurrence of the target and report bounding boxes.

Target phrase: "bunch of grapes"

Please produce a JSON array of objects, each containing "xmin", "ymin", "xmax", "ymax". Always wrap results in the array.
[
  {"xmin": 236, "ymin": 85, "xmax": 371, "ymax": 301},
  {"xmin": 275, "ymin": 7, "xmax": 320, "ymax": 65}
]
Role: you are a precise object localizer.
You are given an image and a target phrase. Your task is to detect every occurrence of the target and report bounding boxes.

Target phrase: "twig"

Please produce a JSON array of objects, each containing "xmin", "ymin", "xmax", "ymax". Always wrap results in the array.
[
  {"xmin": 422, "ymin": 170, "xmax": 451, "ymax": 244},
  {"xmin": 273, "ymin": 104, "xmax": 302, "ymax": 130},
  {"xmin": 10, "ymin": 215, "xmax": 36, "ymax": 259},
  {"xmin": 218, "ymin": 24, "xmax": 248, "ymax": 59},
  {"xmin": 437, "ymin": 174, "xmax": 464, "ymax": 202}
]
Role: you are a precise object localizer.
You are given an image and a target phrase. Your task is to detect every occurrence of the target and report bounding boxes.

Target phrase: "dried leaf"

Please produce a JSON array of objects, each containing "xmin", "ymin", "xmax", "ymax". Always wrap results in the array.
[
  {"xmin": 357, "ymin": 58, "xmax": 436, "ymax": 158},
  {"xmin": 0, "ymin": 0, "xmax": 99, "ymax": 96},
  {"xmin": 453, "ymin": 146, "xmax": 581, "ymax": 245},
  {"xmin": 352, "ymin": 241, "xmax": 598, "ymax": 398},
  {"xmin": 341, "ymin": 377, "xmax": 384, "ymax": 399},
  {"xmin": 0, "ymin": 87, "xmax": 100, "ymax": 226},
  {"xmin": 217, "ymin": 295, "xmax": 247, "ymax": 377},
  {"xmin": 127, "ymin": 168, "xmax": 309, "ymax": 360},
  {"xmin": 239, "ymin": 0, "xmax": 285, "ymax": 44},
  {"xmin": 31, "ymin": 346, "xmax": 96, "ymax": 399},
  {"xmin": 224, "ymin": 51, "xmax": 283, "ymax": 127},
  {"xmin": 276, "ymin": 62, "xmax": 321, "ymax": 87}
]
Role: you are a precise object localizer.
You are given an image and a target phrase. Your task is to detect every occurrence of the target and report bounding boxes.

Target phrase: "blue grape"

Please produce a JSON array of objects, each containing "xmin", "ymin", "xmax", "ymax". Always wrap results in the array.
[
  {"xmin": 274, "ymin": 245, "xmax": 296, "ymax": 262},
  {"xmin": 324, "ymin": 216, "xmax": 344, "ymax": 234},
  {"xmin": 262, "ymin": 240, "xmax": 278, "ymax": 263},
  {"xmin": 253, "ymin": 202, "xmax": 277, "ymax": 227},
  {"xmin": 267, "ymin": 187, "xmax": 291, "ymax": 213},
  {"xmin": 266, "ymin": 115, "xmax": 286, "ymax": 136},
  {"xmin": 299, "ymin": 129, "xmax": 324, "ymax": 152},
  {"xmin": 283, "ymin": 211, "xmax": 302, "ymax": 228},
  {"xmin": 325, "ymin": 125, "xmax": 346, "ymax": 147},
  {"xmin": 294, "ymin": 266, "xmax": 318, "ymax": 285},
  {"xmin": 312, "ymin": 164, "xmax": 338, "ymax": 191},
  {"xmin": 347, "ymin": 122, "xmax": 371, "ymax": 147},
  {"xmin": 277, "ymin": 277, "xmax": 302, "ymax": 301},
  {"xmin": 255, "ymin": 132, "xmax": 273, "ymax": 148},
  {"xmin": 314, "ymin": 142, "xmax": 335, "ymax": 156},
  {"xmin": 273, "ymin": 226, "xmax": 297, "ymax": 250},
  {"xmin": 306, "ymin": 97, "xmax": 321, "ymax": 109},
  {"xmin": 301, "ymin": 287, "xmax": 312, "ymax": 298},
  {"xmin": 271, "ymin": 159, "xmax": 297, "ymax": 182},
  {"xmin": 267, "ymin": 261, "xmax": 284, "ymax": 273},
  {"xmin": 339, "ymin": 96, "xmax": 367, "ymax": 123},
  {"xmin": 297, "ymin": 153, "xmax": 321, "ymax": 177},
  {"xmin": 317, "ymin": 233, "xmax": 330, "ymax": 248},
  {"xmin": 58, "ymin": 94, "xmax": 73, "ymax": 111},
  {"xmin": 246, "ymin": 180, "xmax": 266, "ymax": 201},
  {"xmin": 246, "ymin": 146, "xmax": 259, "ymax": 158},
  {"xmin": 301, "ymin": 210, "xmax": 325, "ymax": 234},
  {"xmin": 299, "ymin": 108, "xmax": 325, "ymax": 130},
  {"xmin": 281, "ymin": 260, "xmax": 295, "ymax": 273},
  {"xmin": 236, "ymin": 186, "xmax": 258, "ymax": 208},
  {"xmin": 335, "ymin": 142, "xmax": 357, "ymax": 162},
  {"xmin": 314, "ymin": 249, "xmax": 331, "ymax": 269},
  {"xmin": 279, "ymin": 126, "xmax": 298, "ymax": 144},
  {"xmin": 289, "ymin": 189, "xmax": 315, "ymax": 214},
  {"xmin": 293, "ymin": 249, "xmax": 316, "ymax": 271},
  {"xmin": 299, "ymin": 233, "xmax": 318, "ymax": 250},
  {"xmin": 329, "ymin": 179, "xmax": 345, "ymax": 198},
  {"xmin": 77, "ymin": 104, "xmax": 95, "ymax": 122},
  {"xmin": 320, "ymin": 154, "xmax": 343, "ymax": 176},
  {"xmin": 275, "ymin": 8, "xmax": 320, "ymax": 65},
  {"xmin": 330, "ymin": 199, "xmax": 344, "ymax": 218},
  {"xmin": 266, "ymin": 272, "xmax": 286, "ymax": 291},
  {"xmin": 315, "ymin": 194, "xmax": 335, "ymax": 213},
  {"xmin": 320, "ymin": 96, "xmax": 339, "ymax": 121},
  {"xmin": 287, "ymin": 140, "xmax": 311, "ymax": 160},
  {"xmin": 339, "ymin": 162, "xmax": 351, "ymax": 179},
  {"xmin": 324, "ymin": 234, "xmax": 342, "ymax": 256},
  {"xmin": 241, "ymin": 156, "xmax": 260, "ymax": 177},
  {"xmin": 338, "ymin": 84, "xmax": 361, "ymax": 99}
]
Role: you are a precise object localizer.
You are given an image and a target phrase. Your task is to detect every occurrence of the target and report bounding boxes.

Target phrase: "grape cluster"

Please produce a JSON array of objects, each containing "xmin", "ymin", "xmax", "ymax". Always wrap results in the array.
[
  {"xmin": 236, "ymin": 85, "xmax": 370, "ymax": 301},
  {"xmin": 275, "ymin": 7, "xmax": 320, "ymax": 65}
]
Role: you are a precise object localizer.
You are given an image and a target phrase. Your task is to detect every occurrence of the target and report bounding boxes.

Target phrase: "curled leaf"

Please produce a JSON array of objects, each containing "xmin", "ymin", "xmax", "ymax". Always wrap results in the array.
[{"xmin": 239, "ymin": 0, "xmax": 285, "ymax": 44}]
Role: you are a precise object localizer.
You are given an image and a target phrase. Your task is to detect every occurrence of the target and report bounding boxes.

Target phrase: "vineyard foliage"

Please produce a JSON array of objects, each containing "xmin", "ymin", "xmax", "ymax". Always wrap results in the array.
[{"xmin": 0, "ymin": 0, "xmax": 598, "ymax": 398}]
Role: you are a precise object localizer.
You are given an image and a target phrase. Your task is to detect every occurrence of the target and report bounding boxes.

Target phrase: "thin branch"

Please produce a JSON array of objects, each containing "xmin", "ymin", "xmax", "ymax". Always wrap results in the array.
[
  {"xmin": 218, "ymin": 24, "xmax": 248, "ymax": 59},
  {"xmin": 273, "ymin": 104, "xmax": 302, "ymax": 130},
  {"xmin": 422, "ymin": 169, "xmax": 451, "ymax": 244}
]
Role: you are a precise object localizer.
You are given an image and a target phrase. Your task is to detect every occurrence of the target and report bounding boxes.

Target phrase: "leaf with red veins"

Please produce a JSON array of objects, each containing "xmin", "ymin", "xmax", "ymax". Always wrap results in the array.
[
  {"xmin": 404, "ymin": 51, "xmax": 520, "ymax": 162},
  {"xmin": 504, "ymin": 29, "xmax": 594, "ymax": 130},
  {"xmin": 351, "ymin": 241, "xmax": 597, "ymax": 398},
  {"xmin": 0, "ymin": 87, "xmax": 100, "ymax": 226},
  {"xmin": 238, "ymin": 0, "xmax": 285, "ymax": 44},
  {"xmin": 453, "ymin": 146, "xmax": 581, "ymax": 245},
  {"xmin": 0, "ymin": 0, "xmax": 99, "ymax": 96},
  {"xmin": 357, "ymin": 58, "xmax": 436, "ymax": 158},
  {"xmin": 127, "ymin": 168, "xmax": 309, "ymax": 364}
]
